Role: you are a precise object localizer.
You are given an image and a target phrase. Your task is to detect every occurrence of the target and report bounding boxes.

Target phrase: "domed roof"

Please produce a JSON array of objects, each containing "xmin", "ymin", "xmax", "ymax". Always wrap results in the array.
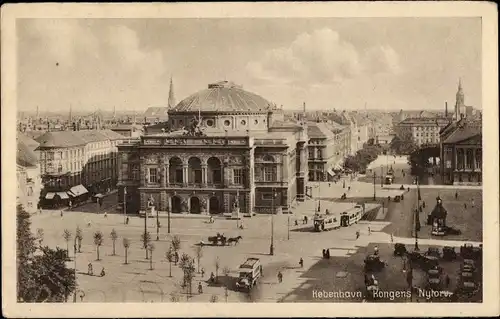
[{"xmin": 172, "ymin": 81, "xmax": 272, "ymax": 113}]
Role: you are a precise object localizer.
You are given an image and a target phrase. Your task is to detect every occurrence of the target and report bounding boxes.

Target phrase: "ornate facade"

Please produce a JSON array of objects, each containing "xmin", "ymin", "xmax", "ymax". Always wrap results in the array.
[{"xmin": 117, "ymin": 81, "xmax": 308, "ymax": 215}]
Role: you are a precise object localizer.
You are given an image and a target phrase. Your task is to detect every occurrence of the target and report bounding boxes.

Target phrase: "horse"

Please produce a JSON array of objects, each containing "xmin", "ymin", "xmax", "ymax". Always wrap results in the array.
[{"xmin": 227, "ymin": 236, "xmax": 243, "ymax": 245}]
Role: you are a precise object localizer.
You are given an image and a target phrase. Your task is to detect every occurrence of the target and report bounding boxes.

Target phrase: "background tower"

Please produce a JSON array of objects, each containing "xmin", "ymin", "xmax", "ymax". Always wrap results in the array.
[{"xmin": 168, "ymin": 76, "xmax": 176, "ymax": 109}]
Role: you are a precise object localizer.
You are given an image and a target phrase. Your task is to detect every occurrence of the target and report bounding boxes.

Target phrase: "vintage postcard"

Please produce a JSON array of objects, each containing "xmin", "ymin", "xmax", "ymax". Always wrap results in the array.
[{"xmin": 2, "ymin": 1, "xmax": 498, "ymax": 317}]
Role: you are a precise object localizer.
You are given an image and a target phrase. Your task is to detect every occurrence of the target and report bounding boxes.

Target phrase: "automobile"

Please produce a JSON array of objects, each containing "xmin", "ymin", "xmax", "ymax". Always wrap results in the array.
[
  {"xmin": 427, "ymin": 268, "xmax": 442, "ymax": 278},
  {"xmin": 425, "ymin": 247, "xmax": 441, "ymax": 258},
  {"xmin": 456, "ymin": 281, "xmax": 478, "ymax": 296},
  {"xmin": 393, "ymin": 243, "xmax": 407, "ymax": 256},
  {"xmin": 461, "ymin": 264, "xmax": 476, "ymax": 273},
  {"xmin": 442, "ymin": 246, "xmax": 457, "ymax": 261},
  {"xmin": 427, "ymin": 277, "xmax": 442, "ymax": 290},
  {"xmin": 364, "ymin": 255, "xmax": 386, "ymax": 272},
  {"xmin": 409, "ymin": 252, "xmax": 439, "ymax": 271},
  {"xmin": 460, "ymin": 271, "xmax": 475, "ymax": 281}
]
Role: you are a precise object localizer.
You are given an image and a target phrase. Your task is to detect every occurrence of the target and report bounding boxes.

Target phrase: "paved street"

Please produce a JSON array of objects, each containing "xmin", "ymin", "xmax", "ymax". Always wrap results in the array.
[{"xmin": 30, "ymin": 156, "xmax": 483, "ymax": 303}]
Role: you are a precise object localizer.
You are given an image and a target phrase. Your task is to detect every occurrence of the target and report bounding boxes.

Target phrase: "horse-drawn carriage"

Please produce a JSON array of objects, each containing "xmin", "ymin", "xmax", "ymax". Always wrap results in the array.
[{"xmin": 206, "ymin": 233, "xmax": 243, "ymax": 246}]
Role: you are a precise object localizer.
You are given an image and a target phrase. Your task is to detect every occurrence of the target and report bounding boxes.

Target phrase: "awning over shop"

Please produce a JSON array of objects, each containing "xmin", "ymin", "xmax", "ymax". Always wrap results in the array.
[
  {"xmin": 69, "ymin": 185, "xmax": 88, "ymax": 197},
  {"xmin": 45, "ymin": 192, "xmax": 56, "ymax": 199},
  {"xmin": 57, "ymin": 192, "xmax": 69, "ymax": 199}
]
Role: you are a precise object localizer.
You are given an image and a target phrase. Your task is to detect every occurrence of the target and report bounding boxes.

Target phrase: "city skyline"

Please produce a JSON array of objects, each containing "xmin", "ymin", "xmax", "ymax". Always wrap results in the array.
[{"xmin": 18, "ymin": 18, "xmax": 481, "ymax": 112}]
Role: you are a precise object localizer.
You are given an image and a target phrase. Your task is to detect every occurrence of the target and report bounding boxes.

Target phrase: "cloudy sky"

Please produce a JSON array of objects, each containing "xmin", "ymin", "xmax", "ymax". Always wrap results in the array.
[{"xmin": 17, "ymin": 18, "xmax": 481, "ymax": 112}]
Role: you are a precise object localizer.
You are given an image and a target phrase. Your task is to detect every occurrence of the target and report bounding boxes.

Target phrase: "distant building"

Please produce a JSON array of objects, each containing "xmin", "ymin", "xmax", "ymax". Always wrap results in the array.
[
  {"xmin": 110, "ymin": 124, "xmax": 144, "ymax": 138},
  {"xmin": 307, "ymin": 122, "xmax": 340, "ymax": 182},
  {"xmin": 395, "ymin": 117, "xmax": 450, "ymax": 146},
  {"xmin": 375, "ymin": 134, "xmax": 395, "ymax": 145}
]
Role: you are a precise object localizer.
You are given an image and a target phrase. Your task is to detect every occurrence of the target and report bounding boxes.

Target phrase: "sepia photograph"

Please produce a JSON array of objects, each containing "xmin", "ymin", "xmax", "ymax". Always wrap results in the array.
[{"xmin": 2, "ymin": 2, "xmax": 498, "ymax": 318}]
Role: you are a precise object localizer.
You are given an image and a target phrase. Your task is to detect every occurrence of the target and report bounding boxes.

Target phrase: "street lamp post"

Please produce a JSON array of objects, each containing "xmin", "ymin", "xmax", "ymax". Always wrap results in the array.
[
  {"xmin": 372, "ymin": 172, "xmax": 376, "ymax": 200},
  {"xmin": 123, "ymin": 186, "xmax": 127, "ymax": 224},
  {"xmin": 270, "ymin": 188, "xmax": 275, "ymax": 256},
  {"xmin": 380, "ymin": 166, "xmax": 384, "ymax": 187},
  {"xmin": 156, "ymin": 202, "xmax": 160, "ymax": 241},
  {"xmin": 317, "ymin": 181, "xmax": 321, "ymax": 212},
  {"xmin": 287, "ymin": 205, "xmax": 291, "ymax": 241}
]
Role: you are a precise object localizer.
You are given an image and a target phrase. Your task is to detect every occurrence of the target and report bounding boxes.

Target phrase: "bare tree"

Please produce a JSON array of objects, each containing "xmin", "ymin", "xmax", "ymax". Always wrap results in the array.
[
  {"xmin": 194, "ymin": 245, "xmax": 203, "ymax": 273},
  {"xmin": 62, "ymin": 229, "xmax": 72, "ymax": 257},
  {"xmin": 171, "ymin": 235, "xmax": 181, "ymax": 264},
  {"xmin": 165, "ymin": 246, "xmax": 175, "ymax": 277},
  {"xmin": 110, "ymin": 229, "xmax": 118, "ymax": 256},
  {"xmin": 214, "ymin": 257, "xmax": 220, "ymax": 283},
  {"xmin": 93, "ymin": 231, "xmax": 103, "ymax": 260},
  {"xmin": 75, "ymin": 226, "xmax": 83, "ymax": 252},
  {"xmin": 222, "ymin": 266, "xmax": 231, "ymax": 302},
  {"xmin": 141, "ymin": 231, "xmax": 151, "ymax": 259},
  {"xmin": 122, "ymin": 238, "xmax": 130, "ymax": 264},
  {"xmin": 179, "ymin": 254, "xmax": 195, "ymax": 299},
  {"xmin": 147, "ymin": 243, "xmax": 155, "ymax": 270},
  {"xmin": 36, "ymin": 228, "xmax": 44, "ymax": 246}
]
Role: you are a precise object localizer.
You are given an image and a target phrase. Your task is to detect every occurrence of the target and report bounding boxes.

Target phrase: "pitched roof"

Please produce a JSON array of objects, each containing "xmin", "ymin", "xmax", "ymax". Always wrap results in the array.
[
  {"xmin": 99, "ymin": 129, "xmax": 127, "ymax": 140},
  {"xmin": 308, "ymin": 122, "xmax": 335, "ymax": 139},
  {"xmin": 442, "ymin": 125, "xmax": 481, "ymax": 144},
  {"xmin": 17, "ymin": 133, "xmax": 40, "ymax": 151},
  {"xmin": 17, "ymin": 140, "xmax": 39, "ymax": 167},
  {"xmin": 143, "ymin": 107, "xmax": 170, "ymax": 118},
  {"xmin": 35, "ymin": 131, "xmax": 87, "ymax": 148},
  {"xmin": 73, "ymin": 130, "xmax": 108, "ymax": 143}
]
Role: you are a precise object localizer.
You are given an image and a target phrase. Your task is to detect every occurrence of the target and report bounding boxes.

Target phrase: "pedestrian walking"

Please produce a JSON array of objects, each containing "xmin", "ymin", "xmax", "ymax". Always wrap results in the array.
[
  {"xmin": 201, "ymin": 268, "xmax": 205, "ymax": 278},
  {"xmin": 277, "ymin": 271, "xmax": 283, "ymax": 283},
  {"xmin": 100, "ymin": 267, "xmax": 106, "ymax": 277},
  {"xmin": 126, "ymin": 217, "xmax": 130, "ymax": 224},
  {"xmin": 455, "ymin": 191, "xmax": 458, "ymax": 199},
  {"xmin": 390, "ymin": 233, "xmax": 394, "ymax": 243},
  {"xmin": 374, "ymin": 245, "xmax": 379, "ymax": 256},
  {"xmin": 328, "ymin": 183, "xmax": 331, "ymax": 188},
  {"xmin": 471, "ymin": 198, "xmax": 475, "ymax": 208},
  {"xmin": 104, "ymin": 212, "xmax": 108, "ymax": 218},
  {"xmin": 299, "ymin": 258, "xmax": 304, "ymax": 268},
  {"xmin": 326, "ymin": 248, "xmax": 330, "ymax": 259},
  {"xmin": 422, "ymin": 201, "xmax": 426, "ymax": 208},
  {"xmin": 356, "ymin": 231, "xmax": 360, "ymax": 240},
  {"xmin": 348, "ymin": 186, "xmax": 351, "ymax": 191},
  {"xmin": 60, "ymin": 210, "xmax": 64, "ymax": 217},
  {"xmin": 88, "ymin": 262, "xmax": 93, "ymax": 275},
  {"xmin": 464, "ymin": 203, "xmax": 467, "ymax": 209},
  {"xmin": 294, "ymin": 220, "xmax": 299, "ymax": 226},
  {"xmin": 368, "ymin": 227, "xmax": 371, "ymax": 235},
  {"xmin": 198, "ymin": 282, "xmax": 203, "ymax": 294},
  {"xmin": 322, "ymin": 249, "xmax": 326, "ymax": 259}
]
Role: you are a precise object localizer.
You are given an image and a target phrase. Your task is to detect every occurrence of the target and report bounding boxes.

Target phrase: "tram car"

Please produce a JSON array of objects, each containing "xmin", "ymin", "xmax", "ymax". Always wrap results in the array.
[
  {"xmin": 313, "ymin": 214, "xmax": 340, "ymax": 232},
  {"xmin": 340, "ymin": 206, "xmax": 364, "ymax": 227}
]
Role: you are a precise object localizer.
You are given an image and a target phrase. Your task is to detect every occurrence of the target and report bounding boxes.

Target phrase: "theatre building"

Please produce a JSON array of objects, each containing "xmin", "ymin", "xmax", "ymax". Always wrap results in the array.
[{"xmin": 117, "ymin": 81, "xmax": 309, "ymax": 216}]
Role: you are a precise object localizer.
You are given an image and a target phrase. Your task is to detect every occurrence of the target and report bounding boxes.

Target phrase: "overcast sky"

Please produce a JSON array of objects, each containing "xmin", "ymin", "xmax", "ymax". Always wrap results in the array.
[{"xmin": 17, "ymin": 18, "xmax": 481, "ymax": 113}]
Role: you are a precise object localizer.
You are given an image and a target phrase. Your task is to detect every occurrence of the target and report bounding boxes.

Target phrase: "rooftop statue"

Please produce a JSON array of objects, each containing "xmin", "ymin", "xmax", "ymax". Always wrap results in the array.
[{"xmin": 184, "ymin": 116, "xmax": 206, "ymax": 137}]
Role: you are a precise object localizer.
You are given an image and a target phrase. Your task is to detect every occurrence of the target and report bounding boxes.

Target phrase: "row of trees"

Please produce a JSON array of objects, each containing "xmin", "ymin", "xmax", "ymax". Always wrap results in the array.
[
  {"xmin": 343, "ymin": 144, "xmax": 383, "ymax": 173},
  {"xmin": 390, "ymin": 135, "xmax": 418, "ymax": 155}
]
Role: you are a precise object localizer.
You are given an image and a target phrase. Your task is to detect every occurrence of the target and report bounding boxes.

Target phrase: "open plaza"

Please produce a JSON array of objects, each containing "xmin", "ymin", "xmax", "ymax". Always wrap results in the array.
[{"xmin": 31, "ymin": 155, "xmax": 483, "ymax": 303}]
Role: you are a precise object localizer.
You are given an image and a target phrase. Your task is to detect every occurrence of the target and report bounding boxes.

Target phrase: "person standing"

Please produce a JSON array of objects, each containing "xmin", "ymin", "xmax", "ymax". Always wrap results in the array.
[
  {"xmin": 455, "ymin": 191, "xmax": 459, "ymax": 199},
  {"xmin": 277, "ymin": 271, "xmax": 283, "ymax": 283},
  {"xmin": 198, "ymin": 282, "xmax": 203, "ymax": 294},
  {"xmin": 471, "ymin": 198, "xmax": 475, "ymax": 208},
  {"xmin": 368, "ymin": 227, "xmax": 371, "ymax": 235},
  {"xmin": 390, "ymin": 233, "xmax": 394, "ymax": 243},
  {"xmin": 299, "ymin": 258, "xmax": 304, "ymax": 268},
  {"xmin": 356, "ymin": 231, "xmax": 360, "ymax": 240}
]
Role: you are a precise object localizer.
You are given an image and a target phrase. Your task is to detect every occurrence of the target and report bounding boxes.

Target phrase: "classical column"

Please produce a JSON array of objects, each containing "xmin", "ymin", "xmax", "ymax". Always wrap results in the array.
[
  {"xmin": 463, "ymin": 148, "xmax": 467, "ymax": 170},
  {"xmin": 472, "ymin": 149, "xmax": 476, "ymax": 172},
  {"xmin": 165, "ymin": 163, "xmax": 170, "ymax": 186},
  {"xmin": 202, "ymin": 163, "xmax": 208, "ymax": 187},
  {"xmin": 182, "ymin": 164, "xmax": 189, "ymax": 186},
  {"xmin": 454, "ymin": 148, "xmax": 458, "ymax": 171}
]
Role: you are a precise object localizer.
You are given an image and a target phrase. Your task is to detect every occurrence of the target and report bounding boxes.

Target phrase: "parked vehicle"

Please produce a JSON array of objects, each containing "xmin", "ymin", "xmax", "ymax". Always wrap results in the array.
[
  {"xmin": 425, "ymin": 247, "xmax": 441, "ymax": 258},
  {"xmin": 364, "ymin": 255, "xmax": 386, "ymax": 272},
  {"xmin": 442, "ymin": 246, "xmax": 457, "ymax": 261},
  {"xmin": 393, "ymin": 243, "xmax": 407, "ymax": 256}
]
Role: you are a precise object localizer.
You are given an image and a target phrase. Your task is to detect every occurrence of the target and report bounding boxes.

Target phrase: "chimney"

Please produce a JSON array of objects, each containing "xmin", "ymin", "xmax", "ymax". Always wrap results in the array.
[{"xmin": 445, "ymin": 101, "xmax": 448, "ymax": 118}]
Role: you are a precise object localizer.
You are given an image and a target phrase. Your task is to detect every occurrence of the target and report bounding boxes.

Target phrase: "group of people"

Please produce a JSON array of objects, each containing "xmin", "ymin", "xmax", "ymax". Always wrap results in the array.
[
  {"xmin": 322, "ymin": 248, "xmax": 331, "ymax": 259},
  {"xmin": 87, "ymin": 263, "xmax": 105, "ymax": 277}
]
